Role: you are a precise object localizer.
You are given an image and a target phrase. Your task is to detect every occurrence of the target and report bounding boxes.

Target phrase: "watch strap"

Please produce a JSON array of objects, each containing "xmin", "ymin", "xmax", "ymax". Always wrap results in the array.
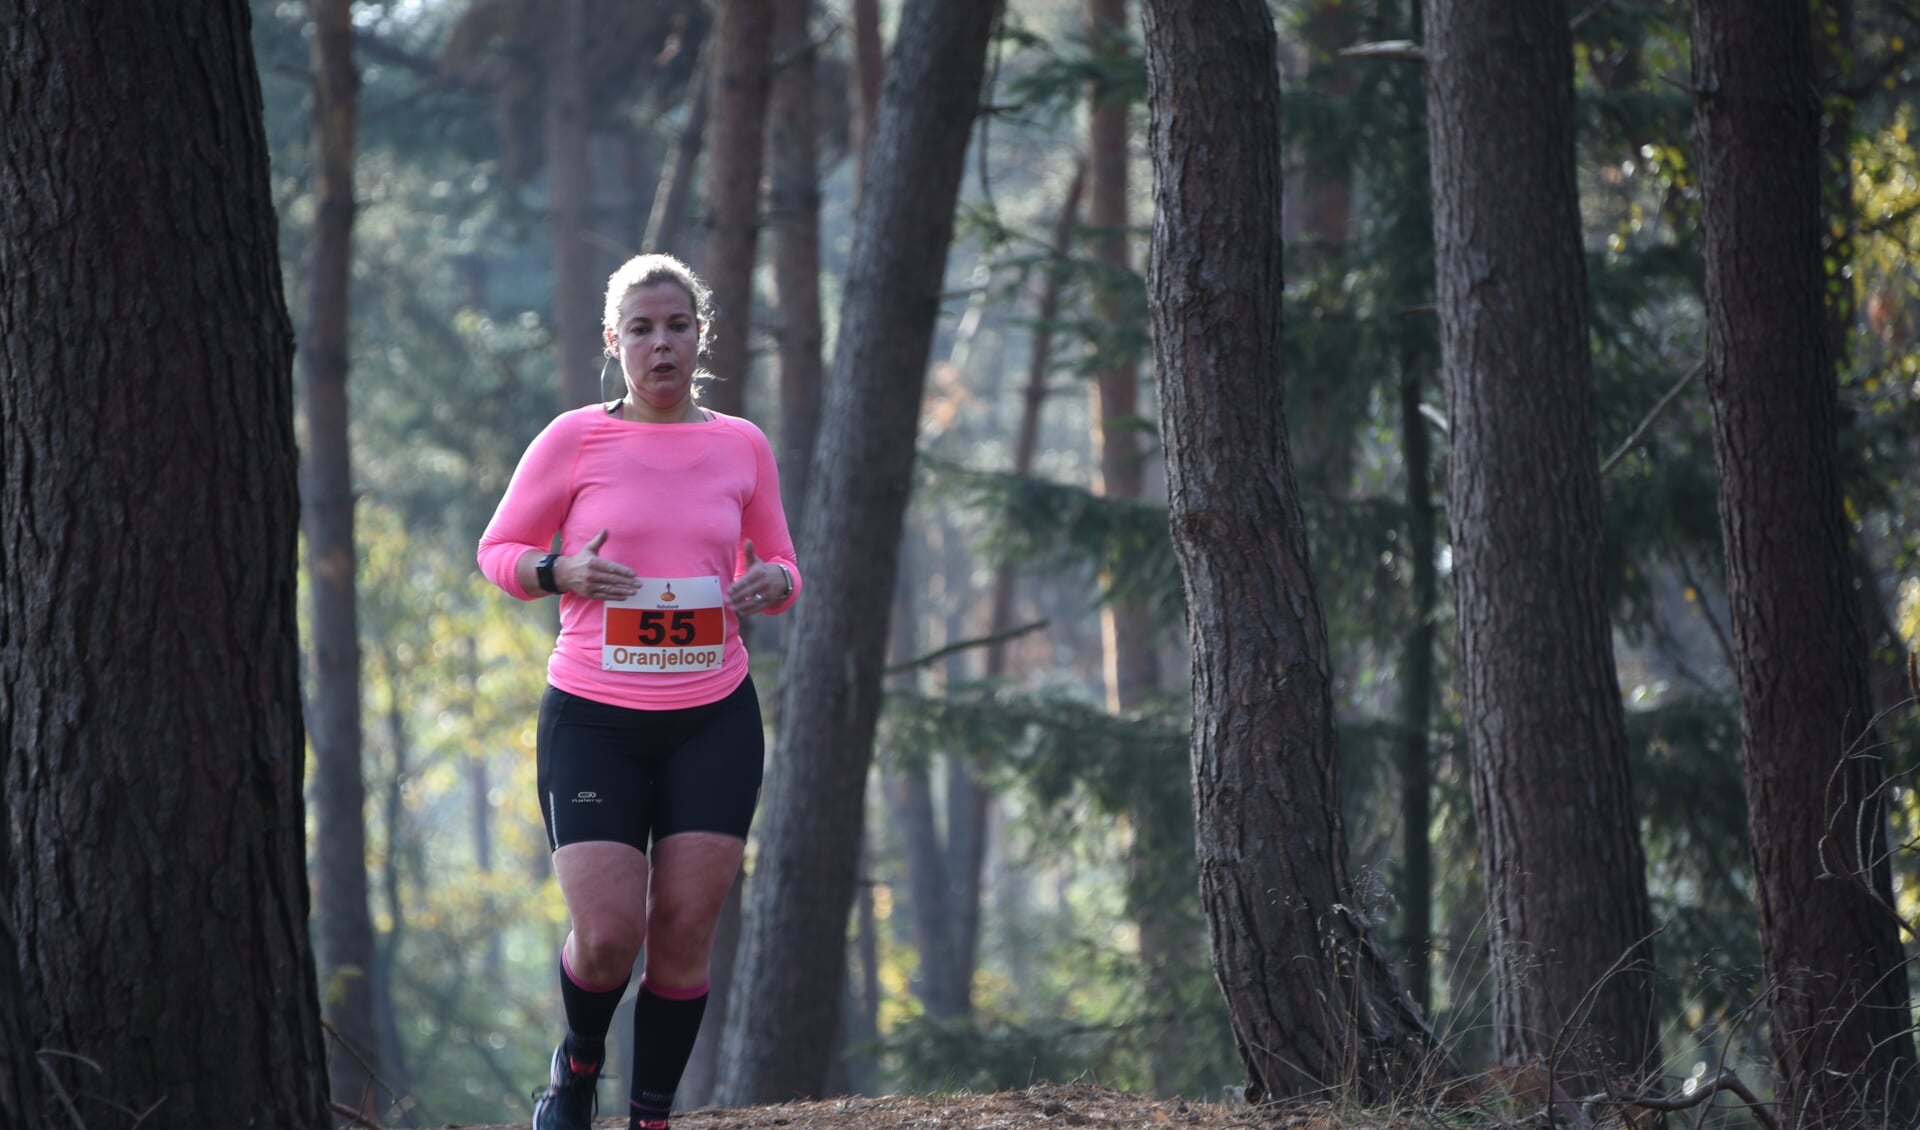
[{"xmin": 536, "ymin": 552, "xmax": 560, "ymax": 594}]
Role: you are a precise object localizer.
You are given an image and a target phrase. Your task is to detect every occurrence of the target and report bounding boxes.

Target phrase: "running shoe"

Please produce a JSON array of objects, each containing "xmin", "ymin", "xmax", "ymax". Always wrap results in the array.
[{"xmin": 531, "ymin": 1041, "xmax": 600, "ymax": 1130}]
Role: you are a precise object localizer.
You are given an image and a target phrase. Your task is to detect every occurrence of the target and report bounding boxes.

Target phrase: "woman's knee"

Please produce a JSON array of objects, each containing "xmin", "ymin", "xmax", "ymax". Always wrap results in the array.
[
  {"xmin": 571, "ymin": 911, "xmax": 648, "ymax": 971},
  {"xmin": 647, "ymin": 899, "xmax": 726, "ymax": 968}
]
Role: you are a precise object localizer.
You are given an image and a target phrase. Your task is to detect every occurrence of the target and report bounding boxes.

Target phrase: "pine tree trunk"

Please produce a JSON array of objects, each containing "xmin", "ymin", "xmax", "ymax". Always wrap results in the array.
[
  {"xmin": 716, "ymin": 0, "xmax": 999, "ymax": 1101},
  {"xmin": 701, "ymin": 0, "xmax": 775, "ymax": 420},
  {"xmin": 302, "ymin": 0, "xmax": 384, "ymax": 1116},
  {"xmin": 770, "ymin": 0, "xmax": 825, "ymax": 533},
  {"xmin": 0, "ymin": 4, "xmax": 330, "ymax": 1127},
  {"xmin": 1141, "ymin": 0, "xmax": 1440, "ymax": 1104},
  {"xmin": 0, "ymin": 829, "xmax": 39, "ymax": 1128},
  {"xmin": 1691, "ymin": 4, "xmax": 1920, "ymax": 1123},
  {"xmin": 1424, "ymin": 0, "xmax": 1658, "ymax": 1091},
  {"xmin": 548, "ymin": 0, "xmax": 598, "ymax": 408}
]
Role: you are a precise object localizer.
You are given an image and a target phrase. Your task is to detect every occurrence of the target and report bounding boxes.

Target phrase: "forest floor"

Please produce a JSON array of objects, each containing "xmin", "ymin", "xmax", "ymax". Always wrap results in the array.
[{"xmin": 451, "ymin": 1081, "xmax": 1355, "ymax": 1130}]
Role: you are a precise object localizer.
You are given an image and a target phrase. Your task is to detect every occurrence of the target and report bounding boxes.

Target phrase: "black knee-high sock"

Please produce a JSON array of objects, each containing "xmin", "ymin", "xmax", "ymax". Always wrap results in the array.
[
  {"xmin": 627, "ymin": 978, "xmax": 708, "ymax": 1126},
  {"xmin": 558, "ymin": 946, "xmax": 631, "ymax": 1065}
]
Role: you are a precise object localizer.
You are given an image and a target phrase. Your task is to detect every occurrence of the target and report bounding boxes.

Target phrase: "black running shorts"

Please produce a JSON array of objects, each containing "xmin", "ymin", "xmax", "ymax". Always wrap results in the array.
[{"xmin": 536, "ymin": 676, "xmax": 764, "ymax": 853}]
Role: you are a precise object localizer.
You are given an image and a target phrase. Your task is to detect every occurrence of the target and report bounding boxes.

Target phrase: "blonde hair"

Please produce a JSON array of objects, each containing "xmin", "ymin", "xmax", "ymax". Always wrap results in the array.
[{"xmin": 602, "ymin": 253, "xmax": 714, "ymax": 355}]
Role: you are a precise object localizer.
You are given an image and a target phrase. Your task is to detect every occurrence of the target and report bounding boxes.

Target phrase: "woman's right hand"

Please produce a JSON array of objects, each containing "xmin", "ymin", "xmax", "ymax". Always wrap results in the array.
[{"xmin": 559, "ymin": 529, "xmax": 640, "ymax": 601}]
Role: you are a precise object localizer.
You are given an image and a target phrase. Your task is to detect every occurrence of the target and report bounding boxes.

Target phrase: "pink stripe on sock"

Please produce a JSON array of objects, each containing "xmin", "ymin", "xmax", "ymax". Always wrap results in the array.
[
  {"xmin": 639, "ymin": 975, "xmax": 710, "ymax": 1000},
  {"xmin": 560, "ymin": 945, "xmax": 629, "ymax": 994}
]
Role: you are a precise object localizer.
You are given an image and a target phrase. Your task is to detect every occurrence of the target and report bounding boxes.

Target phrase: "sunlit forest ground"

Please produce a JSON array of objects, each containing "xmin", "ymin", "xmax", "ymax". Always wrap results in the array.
[{"xmin": 445, "ymin": 1081, "xmax": 1443, "ymax": 1130}]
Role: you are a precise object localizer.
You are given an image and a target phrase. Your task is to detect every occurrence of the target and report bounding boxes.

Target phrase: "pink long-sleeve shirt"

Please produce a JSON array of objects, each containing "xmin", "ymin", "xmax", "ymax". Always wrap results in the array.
[{"xmin": 478, "ymin": 405, "xmax": 802, "ymax": 710}]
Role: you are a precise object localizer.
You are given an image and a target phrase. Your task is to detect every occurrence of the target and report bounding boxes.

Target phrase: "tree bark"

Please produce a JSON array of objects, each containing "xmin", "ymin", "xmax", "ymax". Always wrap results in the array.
[
  {"xmin": 0, "ymin": 828, "xmax": 39, "ymax": 1130},
  {"xmin": 1140, "ymin": 0, "xmax": 1440, "ymax": 1104},
  {"xmin": 715, "ymin": 0, "xmax": 999, "ymax": 1101},
  {"xmin": 1424, "ymin": 0, "xmax": 1658, "ymax": 1091},
  {"xmin": 700, "ymin": 0, "xmax": 775, "ymax": 420},
  {"xmin": 770, "ymin": 0, "xmax": 826, "ymax": 533},
  {"xmin": 301, "ymin": 0, "xmax": 384, "ymax": 1117},
  {"xmin": 0, "ymin": 4, "xmax": 331, "ymax": 1127},
  {"xmin": 548, "ymin": 0, "xmax": 598, "ymax": 408},
  {"xmin": 1691, "ymin": 4, "xmax": 1920, "ymax": 1123}
]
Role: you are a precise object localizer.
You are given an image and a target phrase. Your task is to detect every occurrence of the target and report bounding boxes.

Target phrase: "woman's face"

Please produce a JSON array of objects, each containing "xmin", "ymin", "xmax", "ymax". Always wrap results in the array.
[{"xmin": 608, "ymin": 281, "xmax": 702, "ymax": 412}]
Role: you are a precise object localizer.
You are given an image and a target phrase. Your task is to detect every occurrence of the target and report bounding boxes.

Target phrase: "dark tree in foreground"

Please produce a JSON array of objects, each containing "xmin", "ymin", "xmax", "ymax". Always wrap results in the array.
[
  {"xmin": 1140, "ymin": 0, "xmax": 1441, "ymax": 1104},
  {"xmin": 0, "ymin": 830, "xmax": 38, "ymax": 1128},
  {"xmin": 1424, "ymin": 0, "xmax": 1658, "ymax": 1091},
  {"xmin": 0, "ymin": 4, "xmax": 330, "ymax": 1129},
  {"xmin": 1692, "ymin": 3, "xmax": 1920, "ymax": 1123},
  {"xmin": 716, "ymin": 0, "xmax": 1000, "ymax": 1102}
]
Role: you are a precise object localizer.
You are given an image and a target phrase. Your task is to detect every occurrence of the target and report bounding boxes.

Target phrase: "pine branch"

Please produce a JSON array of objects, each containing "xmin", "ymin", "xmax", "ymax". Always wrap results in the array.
[
  {"xmin": 884, "ymin": 620, "xmax": 1050, "ymax": 675},
  {"xmin": 1601, "ymin": 358, "xmax": 1705, "ymax": 476}
]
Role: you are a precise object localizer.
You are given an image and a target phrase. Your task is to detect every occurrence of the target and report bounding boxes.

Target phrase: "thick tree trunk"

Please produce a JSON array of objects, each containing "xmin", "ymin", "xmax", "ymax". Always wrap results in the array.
[
  {"xmin": 1691, "ymin": 5, "xmax": 1920, "ymax": 1124},
  {"xmin": 770, "ymin": 0, "xmax": 826, "ymax": 533},
  {"xmin": 1424, "ymin": 0, "xmax": 1658, "ymax": 1092},
  {"xmin": 548, "ymin": 0, "xmax": 598, "ymax": 408},
  {"xmin": 715, "ymin": 0, "xmax": 999, "ymax": 1101},
  {"xmin": 0, "ymin": 829, "xmax": 39, "ymax": 1129},
  {"xmin": 0, "ymin": 4, "xmax": 330, "ymax": 1128},
  {"xmin": 700, "ymin": 0, "xmax": 775, "ymax": 420},
  {"xmin": 301, "ymin": 0, "xmax": 384, "ymax": 1117},
  {"xmin": 1140, "ymin": 0, "xmax": 1439, "ymax": 1104}
]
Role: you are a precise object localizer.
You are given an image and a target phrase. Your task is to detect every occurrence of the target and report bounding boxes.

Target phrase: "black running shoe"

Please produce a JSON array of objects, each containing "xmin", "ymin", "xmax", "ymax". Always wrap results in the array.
[{"xmin": 531, "ymin": 1041, "xmax": 600, "ymax": 1130}]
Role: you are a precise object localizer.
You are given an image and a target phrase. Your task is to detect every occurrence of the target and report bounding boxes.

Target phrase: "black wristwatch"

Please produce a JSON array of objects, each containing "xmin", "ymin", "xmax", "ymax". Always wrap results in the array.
[{"xmin": 536, "ymin": 552, "xmax": 561, "ymax": 594}]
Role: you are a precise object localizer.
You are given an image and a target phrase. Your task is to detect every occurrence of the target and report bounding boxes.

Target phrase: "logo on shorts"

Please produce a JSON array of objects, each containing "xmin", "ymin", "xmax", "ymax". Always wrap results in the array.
[{"xmin": 573, "ymin": 791, "xmax": 601, "ymax": 803}]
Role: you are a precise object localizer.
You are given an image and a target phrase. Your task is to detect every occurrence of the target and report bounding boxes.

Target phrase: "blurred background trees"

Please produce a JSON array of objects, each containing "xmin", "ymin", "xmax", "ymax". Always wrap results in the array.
[{"xmin": 229, "ymin": 0, "xmax": 1920, "ymax": 1123}]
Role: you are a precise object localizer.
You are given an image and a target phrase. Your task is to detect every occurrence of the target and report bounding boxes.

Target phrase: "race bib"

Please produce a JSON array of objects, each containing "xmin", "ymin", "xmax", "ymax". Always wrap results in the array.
[{"xmin": 603, "ymin": 576, "xmax": 726, "ymax": 672}]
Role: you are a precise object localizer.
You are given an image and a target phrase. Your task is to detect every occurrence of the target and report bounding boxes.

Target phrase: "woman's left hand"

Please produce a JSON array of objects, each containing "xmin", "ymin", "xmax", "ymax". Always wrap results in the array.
[{"xmin": 727, "ymin": 540, "xmax": 788, "ymax": 615}]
